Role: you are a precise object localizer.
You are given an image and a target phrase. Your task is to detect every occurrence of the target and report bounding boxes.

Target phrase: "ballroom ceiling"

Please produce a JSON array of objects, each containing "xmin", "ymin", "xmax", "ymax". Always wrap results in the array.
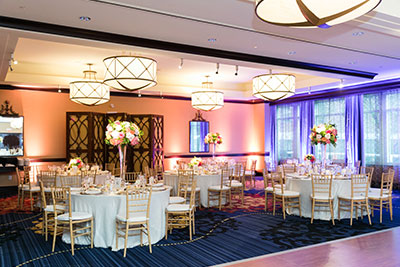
[{"xmin": 0, "ymin": 0, "xmax": 399, "ymax": 100}]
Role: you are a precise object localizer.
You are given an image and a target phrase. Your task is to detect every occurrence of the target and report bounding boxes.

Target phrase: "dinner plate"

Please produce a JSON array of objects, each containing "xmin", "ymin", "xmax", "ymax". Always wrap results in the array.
[
  {"xmin": 70, "ymin": 187, "xmax": 82, "ymax": 191},
  {"xmin": 152, "ymin": 183, "xmax": 164, "ymax": 187},
  {"xmin": 84, "ymin": 190, "xmax": 102, "ymax": 195},
  {"xmin": 152, "ymin": 187, "xmax": 166, "ymax": 191}
]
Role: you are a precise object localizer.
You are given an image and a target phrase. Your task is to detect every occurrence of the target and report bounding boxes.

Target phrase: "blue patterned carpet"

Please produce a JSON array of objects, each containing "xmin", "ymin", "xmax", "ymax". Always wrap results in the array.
[{"xmin": 1, "ymin": 183, "xmax": 399, "ymax": 267}]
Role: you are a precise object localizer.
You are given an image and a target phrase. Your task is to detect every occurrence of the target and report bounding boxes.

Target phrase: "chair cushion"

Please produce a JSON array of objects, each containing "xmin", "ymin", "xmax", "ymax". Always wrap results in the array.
[
  {"xmin": 338, "ymin": 194, "xmax": 367, "ymax": 201},
  {"xmin": 369, "ymin": 188, "xmax": 389, "ymax": 194},
  {"xmin": 275, "ymin": 190, "xmax": 300, "ymax": 197},
  {"xmin": 116, "ymin": 214, "xmax": 148, "ymax": 223},
  {"xmin": 208, "ymin": 185, "xmax": 230, "ymax": 191},
  {"xmin": 310, "ymin": 194, "xmax": 333, "ymax": 200},
  {"xmin": 169, "ymin": 196, "xmax": 185, "ymax": 204},
  {"xmin": 180, "ymin": 187, "xmax": 201, "ymax": 192},
  {"xmin": 57, "ymin": 212, "xmax": 92, "ymax": 221},
  {"xmin": 44, "ymin": 187, "xmax": 52, "ymax": 193},
  {"xmin": 231, "ymin": 182, "xmax": 243, "ymax": 188},
  {"xmin": 167, "ymin": 204, "xmax": 191, "ymax": 212},
  {"xmin": 23, "ymin": 186, "xmax": 40, "ymax": 192},
  {"xmin": 265, "ymin": 186, "xmax": 274, "ymax": 192},
  {"xmin": 245, "ymin": 171, "xmax": 255, "ymax": 175},
  {"xmin": 368, "ymin": 193, "xmax": 390, "ymax": 200},
  {"xmin": 44, "ymin": 205, "xmax": 67, "ymax": 212}
]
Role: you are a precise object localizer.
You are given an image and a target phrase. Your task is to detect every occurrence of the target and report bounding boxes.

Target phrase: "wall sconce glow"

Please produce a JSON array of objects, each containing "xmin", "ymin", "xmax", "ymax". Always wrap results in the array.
[
  {"xmin": 103, "ymin": 55, "xmax": 157, "ymax": 91},
  {"xmin": 255, "ymin": 0, "xmax": 381, "ymax": 28},
  {"xmin": 252, "ymin": 73, "xmax": 295, "ymax": 101}
]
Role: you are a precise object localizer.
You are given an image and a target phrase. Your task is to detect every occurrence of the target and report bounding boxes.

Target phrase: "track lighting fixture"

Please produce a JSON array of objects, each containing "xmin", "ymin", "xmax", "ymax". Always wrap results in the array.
[
  {"xmin": 235, "ymin": 65, "xmax": 238, "ymax": 76},
  {"xmin": 216, "ymin": 63, "xmax": 220, "ymax": 74},
  {"xmin": 178, "ymin": 58, "xmax": 183, "ymax": 69}
]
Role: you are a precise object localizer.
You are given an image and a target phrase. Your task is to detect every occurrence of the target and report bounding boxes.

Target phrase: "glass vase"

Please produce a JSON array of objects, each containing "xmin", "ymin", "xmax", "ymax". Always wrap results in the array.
[
  {"xmin": 118, "ymin": 144, "xmax": 127, "ymax": 181},
  {"xmin": 212, "ymin": 143, "xmax": 216, "ymax": 159},
  {"xmin": 322, "ymin": 144, "xmax": 327, "ymax": 170}
]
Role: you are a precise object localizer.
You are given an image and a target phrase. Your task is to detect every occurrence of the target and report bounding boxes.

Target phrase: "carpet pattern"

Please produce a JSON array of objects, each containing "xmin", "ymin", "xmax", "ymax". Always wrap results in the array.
[{"xmin": 1, "ymin": 179, "xmax": 399, "ymax": 267}]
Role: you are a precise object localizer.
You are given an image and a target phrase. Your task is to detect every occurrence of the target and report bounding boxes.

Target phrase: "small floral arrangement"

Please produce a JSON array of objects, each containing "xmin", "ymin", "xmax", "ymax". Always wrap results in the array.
[
  {"xmin": 310, "ymin": 123, "xmax": 337, "ymax": 146},
  {"xmin": 204, "ymin": 132, "xmax": 223, "ymax": 145},
  {"xmin": 188, "ymin": 157, "xmax": 202, "ymax": 168},
  {"xmin": 304, "ymin": 154, "xmax": 316, "ymax": 163},
  {"xmin": 68, "ymin": 157, "xmax": 84, "ymax": 169},
  {"xmin": 105, "ymin": 120, "xmax": 143, "ymax": 146}
]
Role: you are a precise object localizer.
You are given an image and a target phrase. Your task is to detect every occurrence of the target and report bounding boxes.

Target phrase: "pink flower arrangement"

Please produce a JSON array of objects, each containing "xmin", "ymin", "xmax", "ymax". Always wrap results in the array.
[
  {"xmin": 204, "ymin": 132, "xmax": 223, "ymax": 145},
  {"xmin": 310, "ymin": 123, "xmax": 337, "ymax": 146},
  {"xmin": 68, "ymin": 157, "xmax": 84, "ymax": 169},
  {"xmin": 105, "ymin": 120, "xmax": 143, "ymax": 147},
  {"xmin": 304, "ymin": 154, "xmax": 316, "ymax": 163}
]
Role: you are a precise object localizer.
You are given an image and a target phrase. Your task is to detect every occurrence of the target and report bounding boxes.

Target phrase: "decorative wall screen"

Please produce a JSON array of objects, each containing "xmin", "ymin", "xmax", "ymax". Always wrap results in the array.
[{"xmin": 66, "ymin": 112, "xmax": 163, "ymax": 172}]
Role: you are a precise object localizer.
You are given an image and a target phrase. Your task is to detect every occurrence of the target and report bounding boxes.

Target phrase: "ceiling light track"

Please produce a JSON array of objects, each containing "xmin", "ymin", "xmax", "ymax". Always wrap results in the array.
[{"xmin": 0, "ymin": 16, "xmax": 377, "ymax": 79}]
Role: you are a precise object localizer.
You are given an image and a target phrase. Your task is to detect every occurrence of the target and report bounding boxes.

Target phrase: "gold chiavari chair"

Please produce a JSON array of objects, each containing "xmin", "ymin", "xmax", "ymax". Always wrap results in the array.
[
  {"xmin": 20, "ymin": 166, "xmax": 40, "ymax": 211},
  {"xmin": 125, "ymin": 172, "xmax": 141, "ymax": 184},
  {"xmin": 359, "ymin": 166, "xmax": 375, "ymax": 190},
  {"xmin": 230, "ymin": 163, "xmax": 245, "ymax": 205},
  {"xmin": 166, "ymin": 179, "xmax": 197, "ymax": 241},
  {"xmin": 60, "ymin": 175, "xmax": 81, "ymax": 188},
  {"xmin": 40, "ymin": 170, "xmax": 57, "ymax": 190},
  {"xmin": 244, "ymin": 159, "xmax": 257, "ymax": 188},
  {"xmin": 116, "ymin": 186, "xmax": 153, "ymax": 256},
  {"xmin": 271, "ymin": 171, "xmax": 301, "ymax": 220},
  {"xmin": 169, "ymin": 170, "xmax": 190, "ymax": 205},
  {"xmin": 282, "ymin": 163, "xmax": 296, "ymax": 176},
  {"xmin": 368, "ymin": 170, "xmax": 394, "ymax": 223},
  {"xmin": 311, "ymin": 174, "xmax": 334, "ymax": 225},
  {"xmin": 105, "ymin": 163, "xmax": 115, "ymax": 174},
  {"xmin": 51, "ymin": 186, "xmax": 93, "ymax": 256},
  {"xmin": 16, "ymin": 167, "xmax": 24, "ymax": 208},
  {"xmin": 84, "ymin": 169, "xmax": 97, "ymax": 184},
  {"xmin": 176, "ymin": 160, "xmax": 187, "ymax": 170},
  {"xmin": 207, "ymin": 168, "xmax": 232, "ymax": 210},
  {"xmin": 338, "ymin": 173, "xmax": 371, "ymax": 226},
  {"xmin": 178, "ymin": 169, "xmax": 201, "ymax": 208},
  {"xmin": 263, "ymin": 168, "xmax": 275, "ymax": 211}
]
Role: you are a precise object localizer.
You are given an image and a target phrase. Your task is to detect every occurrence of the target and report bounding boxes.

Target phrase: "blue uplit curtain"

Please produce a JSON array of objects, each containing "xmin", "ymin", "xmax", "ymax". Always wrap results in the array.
[
  {"xmin": 269, "ymin": 105, "xmax": 277, "ymax": 163},
  {"xmin": 299, "ymin": 101, "xmax": 314, "ymax": 158},
  {"xmin": 345, "ymin": 95, "xmax": 364, "ymax": 166}
]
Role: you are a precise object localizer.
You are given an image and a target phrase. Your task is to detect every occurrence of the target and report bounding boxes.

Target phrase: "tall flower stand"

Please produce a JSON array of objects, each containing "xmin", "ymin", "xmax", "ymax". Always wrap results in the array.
[
  {"xmin": 322, "ymin": 144, "xmax": 327, "ymax": 169},
  {"xmin": 211, "ymin": 143, "xmax": 216, "ymax": 159},
  {"xmin": 118, "ymin": 144, "xmax": 127, "ymax": 181}
]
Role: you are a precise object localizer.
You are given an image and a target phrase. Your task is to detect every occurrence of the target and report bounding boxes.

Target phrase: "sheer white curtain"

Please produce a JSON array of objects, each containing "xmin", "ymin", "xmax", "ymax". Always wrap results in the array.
[{"xmin": 275, "ymin": 104, "xmax": 300, "ymax": 162}]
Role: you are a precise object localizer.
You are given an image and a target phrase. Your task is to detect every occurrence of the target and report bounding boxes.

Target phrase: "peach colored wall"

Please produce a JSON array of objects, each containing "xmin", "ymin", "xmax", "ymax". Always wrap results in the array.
[{"xmin": 0, "ymin": 89, "xmax": 268, "ymax": 170}]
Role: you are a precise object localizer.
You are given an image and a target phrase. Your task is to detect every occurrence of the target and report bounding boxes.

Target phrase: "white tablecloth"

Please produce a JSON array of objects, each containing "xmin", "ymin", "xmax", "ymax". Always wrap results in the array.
[
  {"xmin": 62, "ymin": 188, "xmax": 170, "ymax": 251},
  {"xmin": 286, "ymin": 173, "xmax": 354, "ymax": 220},
  {"xmin": 164, "ymin": 172, "xmax": 222, "ymax": 207}
]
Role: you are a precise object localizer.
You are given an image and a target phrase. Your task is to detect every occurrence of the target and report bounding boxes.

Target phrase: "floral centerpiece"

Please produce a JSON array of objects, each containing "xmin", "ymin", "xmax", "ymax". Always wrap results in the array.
[
  {"xmin": 304, "ymin": 154, "xmax": 316, "ymax": 163},
  {"xmin": 68, "ymin": 157, "xmax": 84, "ymax": 171},
  {"xmin": 204, "ymin": 132, "xmax": 222, "ymax": 159},
  {"xmin": 310, "ymin": 123, "xmax": 337, "ymax": 146},
  {"xmin": 188, "ymin": 157, "xmax": 202, "ymax": 168},
  {"xmin": 310, "ymin": 123, "xmax": 338, "ymax": 167},
  {"xmin": 105, "ymin": 120, "xmax": 143, "ymax": 180}
]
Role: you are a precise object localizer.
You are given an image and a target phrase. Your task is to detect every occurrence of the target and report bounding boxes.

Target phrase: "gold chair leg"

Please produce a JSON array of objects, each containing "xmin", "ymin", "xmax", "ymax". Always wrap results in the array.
[
  {"xmin": 70, "ymin": 221, "xmax": 75, "ymax": 256},
  {"xmin": 116, "ymin": 220, "xmax": 119, "ymax": 249},
  {"xmin": 350, "ymin": 201, "xmax": 354, "ymax": 226},
  {"xmin": 338, "ymin": 199, "xmax": 341, "ymax": 221},
  {"xmin": 90, "ymin": 218, "xmax": 94, "ymax": 248},
  {"xmin": 165, "ymin": 212, "xmax": 168, "ymax": 240},
  {"xmin": 265, "ymin": 193, "xmax": 267, "ymax": 211},
  {"xmin": 52, "ymin": 220, "xmax": 57, "ymax": 252},
  {"xmin": 389, "ymin": 198, "xmax": 393, "ymax": 221},
  {"xmin": 330, "ymin": 200, "xmax": 335, "ymax": 225},
  {"xmin": 189, "ymin": 213, "xmax": 192, "ymax": 241},
  {"xmin": 379, "ymin": 199, "xmax": 383, "ymax": 223},
  {"xmin": 282, "ymin": 198, "xmax": 286, "ymax": 220},
  {"xmin": 123, "ymin": 223, "xmax": 129, "ymax": 257},
  {"xmin": 298, "ymin": 197, "xmax": 301, "ymax": 217},
  {"xmin": 273, "ymin": 197, "xmax": 276, "ymax": 216},
  {"xmin": 147, "ymin": 222, "xmax": 152, "ymax": 253},
  {"xmin": 192, "ymin": 211, "xmax": 195, "ymax": 235},
  {"xmin": 311, "ymin": 199, "xmax": 315, "ymax": 224},
  {"xmin": 30, "ymin": 191, "xmax": 33, "ymax": 211},
  {"xmin": 365, "ymin": 202, "xmax": 372, "ymax": 225}
]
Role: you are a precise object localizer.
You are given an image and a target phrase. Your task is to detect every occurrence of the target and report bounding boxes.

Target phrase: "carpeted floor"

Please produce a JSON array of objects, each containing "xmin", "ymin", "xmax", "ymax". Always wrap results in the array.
[{"xmin": 1, "ymin": 178, "xmax": 399, "ymax": 267}]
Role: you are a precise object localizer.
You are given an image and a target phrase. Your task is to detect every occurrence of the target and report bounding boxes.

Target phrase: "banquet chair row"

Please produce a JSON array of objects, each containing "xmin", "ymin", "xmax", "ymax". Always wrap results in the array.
[
  {"xmin": 368, "ymin": 169, "xmax": 394, "ymax": 223},
  {"xmin": 17, "ymin": 166, "xmax": 41, "ymax": 211}
]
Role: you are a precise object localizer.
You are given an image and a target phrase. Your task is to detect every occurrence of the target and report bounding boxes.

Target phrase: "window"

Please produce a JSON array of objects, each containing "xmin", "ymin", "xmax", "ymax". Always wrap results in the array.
[
  {"xmin": 275, "ymin": 104, "xmax": 300, "ymax": 161},
  {"xmin": 314, "ymin": 98, "xmax": 345, "ymax": 161},
  {"xmin": 364, "ymin": 90, "xmax": 400, "ymax": 165},
  {"xmin": 189, "ymin": 121, "xmax": 209, "ymax": 153}
]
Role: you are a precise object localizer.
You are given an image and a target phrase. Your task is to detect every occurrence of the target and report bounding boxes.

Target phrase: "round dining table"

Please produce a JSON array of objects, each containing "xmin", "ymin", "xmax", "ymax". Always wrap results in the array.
[
  {"xmin": 285, "ymin": 173, "xmax": 355, "ymax": 220},
  {"xmin": 62, "ymin": 187, "xmax": 170, "ymax": 251},
  {"xmin": 164, "ymin": 171, "xmax": 223, "ymax": 207}
]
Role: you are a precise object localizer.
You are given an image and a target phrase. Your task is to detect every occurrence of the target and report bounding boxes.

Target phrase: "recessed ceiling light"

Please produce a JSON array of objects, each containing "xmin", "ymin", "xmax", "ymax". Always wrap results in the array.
[
  {"xmin": 208, "ymin": 38, "xmax": 217, "ymax": 42},
  {"xmin": 79, "ymin": 16, "xmax": 91, "ymax": 21},
  {"xmin": 288, "ymin": 51, "xmax": 296, "ymax": 55},
  {"xmin": 352, "ymin": 31, "xmax": 364, "ymax": 36},
  {"xmin": 254, "ymin": 45, "xmax": 258, "ymax": 49},
  {"xmin": 348, "ymin": 61, "xmax": 357, "ymax": 65}
]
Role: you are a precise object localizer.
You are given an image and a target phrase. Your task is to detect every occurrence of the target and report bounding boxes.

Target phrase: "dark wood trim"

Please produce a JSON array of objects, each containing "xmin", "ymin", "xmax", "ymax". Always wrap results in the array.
[
  {"xmin": 164, "ymin": 152, "xmax": 269, "ymax": 159},
  {"xmin": 0, "ymin": 84, "xmax": 264, "ymax": 104},
  {"xmin": 0, "ymin": 16, "xmax": 376, "ymax": 79},
  {"xmin": 271, "ymin": 77, "xmax": 400, "ymax": 105},
  {"xmin": 28, "ymin": 158, "xmax": 66, "ymax": 163}
]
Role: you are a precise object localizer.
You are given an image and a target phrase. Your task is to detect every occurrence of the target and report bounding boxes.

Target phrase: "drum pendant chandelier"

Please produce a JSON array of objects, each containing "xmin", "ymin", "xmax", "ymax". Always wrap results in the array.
[
  {"xmin": 255, "ymin": 0, "xmax": 381, "ymax": 28},
  {"xmin": 69, "ymin": 64, "xmax": 110, "ymax": 106},
  {"xmin": 252, "ymin": 73, "xmax": 295, "ymax": 101},
  {"xmin": 191, "ymin": 76, "xmax": 224, "ymax": 111},
  {"xmin": 103, "ymin": 55, "xmax": 157, "ymax": 91}
]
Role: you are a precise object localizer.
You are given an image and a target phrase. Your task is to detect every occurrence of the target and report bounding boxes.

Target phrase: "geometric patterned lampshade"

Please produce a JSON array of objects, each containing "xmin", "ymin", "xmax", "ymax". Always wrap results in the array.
[
  {"xmin": 191, "ymin": 76, "xmax": 224, "ymax": 111},
  {"xmin": 255, "ymin": 0, "xmax": 381, "ymax": 28},
  {"xmin": 252, "ymin": 73, "xmax": 295, "ymax": 101},
  {"xmin": 103, "ymin": 55, "xmax": 157, "ymax": 91},
  {"xmin": 69, "ymin": 64, "xmax": 110, "ymax": 106}
]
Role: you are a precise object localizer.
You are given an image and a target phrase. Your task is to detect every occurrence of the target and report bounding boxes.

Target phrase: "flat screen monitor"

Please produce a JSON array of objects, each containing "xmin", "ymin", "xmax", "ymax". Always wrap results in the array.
[
  {"xmin": 0, "ymin": 116, "xmax": 24, "ymax": 157},
  {"xmin": 189, "ymin": 121, "xmax": 209, "ymax": 153}
]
